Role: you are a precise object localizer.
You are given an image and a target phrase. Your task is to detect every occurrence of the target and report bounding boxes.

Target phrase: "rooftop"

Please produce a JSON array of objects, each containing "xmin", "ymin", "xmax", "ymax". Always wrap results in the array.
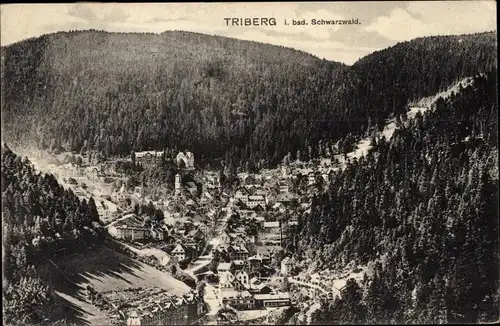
[
  {"xmin": 250, "ymin": 279, "xmax": 269, "ymax": 291},
  {"xmin": 110, "ymin": 213, "xmax": 147, "ymax": 229},
  {"xmin": 254, "ymin": 292, "xmax": 291, "ymax": 301},
  {"xmin": 248, "ymin": 255, "xmax": 262, "ymax": 261},
  {"xmin": 248, "ymin": 195, "xmax": 265, "ymax": 200},
  {"xmin": 186, "ymin": 182, "xmax": 197, "ymax": 189},
  {"xmin": 116, "ymin": 289, "xmax": 196, "ymax": 319},
  {"xmin": 276, "ymin": 193, "xmax": 297, "ymax": 202},
  {"xmin": 230, "ymin": 245, "xmax": 249, "ymax": 253},
  {"xmin": 236, "ymin": 188, "xmax": 250, "ymax": 195},
  {"xmin": 263, "ymin": 221, "xmax": 280, "ymax": 228},
  {"xmin": 135, "ymin": 150, "xmax": 163, "ymax": 158},
  {"xmin": 218, "ymin": 262, "xmax": 232, "ymax": 270},
  {"xmin": 220, "ymin": 289, "xmax": 253, "ymax": 299},
  {"xmin": 172, "ymin": 244, "xmax": 185, "ymax": 253}
]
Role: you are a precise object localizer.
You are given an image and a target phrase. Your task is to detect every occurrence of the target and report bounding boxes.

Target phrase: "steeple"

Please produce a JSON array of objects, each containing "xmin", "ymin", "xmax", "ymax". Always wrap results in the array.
[{"xmin": 175, "ymin": 174, "xmax": 181, "ymax": 195}]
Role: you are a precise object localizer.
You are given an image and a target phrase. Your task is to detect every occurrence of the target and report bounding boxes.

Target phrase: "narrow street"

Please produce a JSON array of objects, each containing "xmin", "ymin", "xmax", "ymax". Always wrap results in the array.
[
  {"xmin": 186, "ymin": 200, "xmax": 233, "ymax": 276},
  {"xmin": 184, "ymin": 200, "xmax": 234, "ymax": 320}
]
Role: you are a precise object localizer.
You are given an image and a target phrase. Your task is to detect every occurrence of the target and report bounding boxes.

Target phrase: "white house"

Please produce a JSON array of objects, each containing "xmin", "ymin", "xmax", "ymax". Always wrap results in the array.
[
  {"xmin": 308, "ymin": 172, "xmax": 316, "ymax": 186},
  {"xmin": 230, "ymin": 235, "xmax": 247, "ymax": 247},
  {"xmin": 217, "ymin": 262, "xmax": 232, "ymax": 276},
  {"xmin": 247, "ymin": 195, "xmax": 266, "ymax": 209},
  {"xmin": 171, "ymin": 244, "xmax": 186, "ymax": 261},
  {"xmin": 279, "ymin": 182, "xmax": 289, "ymax": 193},
  {"xmin": 134, "ymin": 151, "xmax": 164, "ymax": 166},
  {"xmin": 197, "ymin": 221, "xmax": 210, "ymax": 235},
  {"xmin": 237, "ymin": 209, "xmax": 257, "ymax": 219},
  {"xmin": 263, "ymin": 221, "xmax": 281, "ymax": 235},
  {"xmin": 272, "ymin": 202, "xmax": 287, "ymax": 213},
  {"xmin": 281, "ymin": 257, "xmax": 295, "ymax": 276},
  {"xmin": 235, "ymin": 270, "xmax": 250, "ymax": 289},
  {"xmin": 288, "ymin": 217, "xmax": 299, "ymax": 226}
]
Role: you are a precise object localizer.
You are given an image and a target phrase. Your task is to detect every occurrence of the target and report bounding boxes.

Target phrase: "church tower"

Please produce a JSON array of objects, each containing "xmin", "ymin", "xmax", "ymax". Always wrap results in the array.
[{"xmin": 175, "ymin": 174, "xmax": 182, "ymax": 195}]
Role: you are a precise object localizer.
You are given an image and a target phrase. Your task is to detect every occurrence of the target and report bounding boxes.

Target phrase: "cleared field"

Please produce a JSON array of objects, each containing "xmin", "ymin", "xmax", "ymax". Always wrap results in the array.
[
  {"xmin": 109, "ymin": 240, "xmax": 171, "ymax": 266},
  {"xmin": 38, "ymin": 245, "xmax": 190, "ymax": 325},
  {"xmin": 52, "ymin": 246, "xmax": 189, "ymax": 294}
]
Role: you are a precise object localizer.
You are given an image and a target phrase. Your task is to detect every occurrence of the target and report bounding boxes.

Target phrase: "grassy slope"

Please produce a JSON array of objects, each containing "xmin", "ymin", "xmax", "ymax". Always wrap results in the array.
[{"xmin": 37, "ymin": 245, "xmax": 190, "ymax": 325}]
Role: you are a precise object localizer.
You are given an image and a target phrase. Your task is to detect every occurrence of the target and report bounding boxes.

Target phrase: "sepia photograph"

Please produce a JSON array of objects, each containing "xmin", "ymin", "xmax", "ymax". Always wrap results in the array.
[{"xmin": 1, "ymin": 1, "xmax": 498, "ymax": 325}]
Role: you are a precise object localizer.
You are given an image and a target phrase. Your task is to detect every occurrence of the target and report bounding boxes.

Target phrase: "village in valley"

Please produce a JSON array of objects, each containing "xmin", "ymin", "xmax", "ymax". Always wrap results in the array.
[
  {"xmin": 21, "ymin": 140, "xmax": 368, "ymax": 325},
  {"xmin": 17, "ymin": 91, "xmax": 438, "ymax": 326},
  {"xmin": 7, "ymin": 73, "xmax": 481, "ymax": 326}
]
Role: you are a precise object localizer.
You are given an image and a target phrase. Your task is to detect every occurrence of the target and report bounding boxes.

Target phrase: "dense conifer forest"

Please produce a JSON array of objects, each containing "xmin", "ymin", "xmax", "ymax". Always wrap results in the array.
[
  {"xmin": 1, "ymin": 30, "xmax": 496, "ymax": 168},
  {"xmin": 1, "ymin": 146, "xmax": 106, "ymax": 324},
  {"xmin": 299, "ymin": 72, "xmax": 498, "ymax": 324}
]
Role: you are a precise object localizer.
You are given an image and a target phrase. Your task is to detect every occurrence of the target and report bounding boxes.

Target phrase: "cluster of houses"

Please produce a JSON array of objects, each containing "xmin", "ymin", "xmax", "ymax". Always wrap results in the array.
[
  {"xmin": 201, "ymin": 167, "xmax": 329, "ymax": 313},
  {"xmin": 164, "ymin": 170, "xmax": 225, "ymax": 217},
  {"xmin": 161, "ymin": 213, "xmax": 217, "ymax": 262},
  {"xmin": 125, "ymin": 291, "xmax": 204, "ymax": 326},
  {"xmin": 98, "ymin": 152, "xmax": 349, "ymax": 324},
  {"xmin": 132, "ymin": 150, "xmax": 195, "ymax": 170},
  {"xmin": 213, "ymin": 251, "xmax": 298, "ymax": 311},
  {"xmin": 94, "ymin": 196, "xmax": 119, "ymax": 221},
  {"xmin": 106, "ymin": 156, "xmax": 319, "ymax": 258},
  {"xmin": 205, "ymin": 210, "xmax": 298, "ymax": 312},
  {"xmin": 216, "ymin": 258, "xmax": 292, "ymax": 310},
  {"xmin": 107, "ymin": 208, "xmax": 214, "ymax": 263},
  {"xmin": 280, "ymin": 163, "xmax": 336, "ymax": 188},
  {"xmin": 107, "ymin": 165, "xmax": 224, "ymax": 258}
]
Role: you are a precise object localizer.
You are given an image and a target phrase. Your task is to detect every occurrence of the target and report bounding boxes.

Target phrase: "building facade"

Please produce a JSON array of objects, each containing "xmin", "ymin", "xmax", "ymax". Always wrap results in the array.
[
  {"xmin": 171, "ymin": 244, "xmax": 186, "ymax": 261},
  {"xmin": 247, "ymin": 195, "xmax": 266, "ymax": 209},
  {"xmin": 108, "ymin": 225, "xmax": 149, "ymax": 241},
  {"xmin": 254, "ymin": 293, "xmax": 291, "ymax": 308},
  {"xmin": 134, "ymin": 151, "xmax": 164, "ymax": 167},
  {"xmin": 176, "ymin": 151, "xmax": 195, "ymax": 169},
  {"xmin": 281, "ymin": 257, "xmax": 295, "ymax": 276},
  {"xmin": 126, "ymin": 294, "xmax": 201, "ymax": 326}
]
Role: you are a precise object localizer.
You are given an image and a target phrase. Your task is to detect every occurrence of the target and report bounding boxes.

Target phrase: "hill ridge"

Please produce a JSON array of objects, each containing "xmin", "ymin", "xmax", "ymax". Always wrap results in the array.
[{"xmin": 1, "ymin": 30, "xmax": 496, "ymax": 168}]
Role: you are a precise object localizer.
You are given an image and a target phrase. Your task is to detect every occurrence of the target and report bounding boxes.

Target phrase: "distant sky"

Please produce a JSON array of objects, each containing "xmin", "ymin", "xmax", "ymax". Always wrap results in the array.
[{"xmin": 0, "ymin": 1, "xmax": 496, "ymax": 65}]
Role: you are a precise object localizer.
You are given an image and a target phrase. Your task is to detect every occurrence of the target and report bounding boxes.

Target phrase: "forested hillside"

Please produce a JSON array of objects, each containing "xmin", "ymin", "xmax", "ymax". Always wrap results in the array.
[
  {"xmin": 1, "ymin": 145, "xmax": 105, "ymax": 324},
  {"xmin": 298, "ymin": 71, "xmax": 498, "ymax": 324},
  {"xmin": 0, "ymin": 30, "xmax": 344, "ymax": 168},
  {"xmin": 333, "ymin": 32, "xmax": 497, "ymax": 135},
  {"xmin": 1, "ymin": 30, "xmax": 496, "ymax": 168}
]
